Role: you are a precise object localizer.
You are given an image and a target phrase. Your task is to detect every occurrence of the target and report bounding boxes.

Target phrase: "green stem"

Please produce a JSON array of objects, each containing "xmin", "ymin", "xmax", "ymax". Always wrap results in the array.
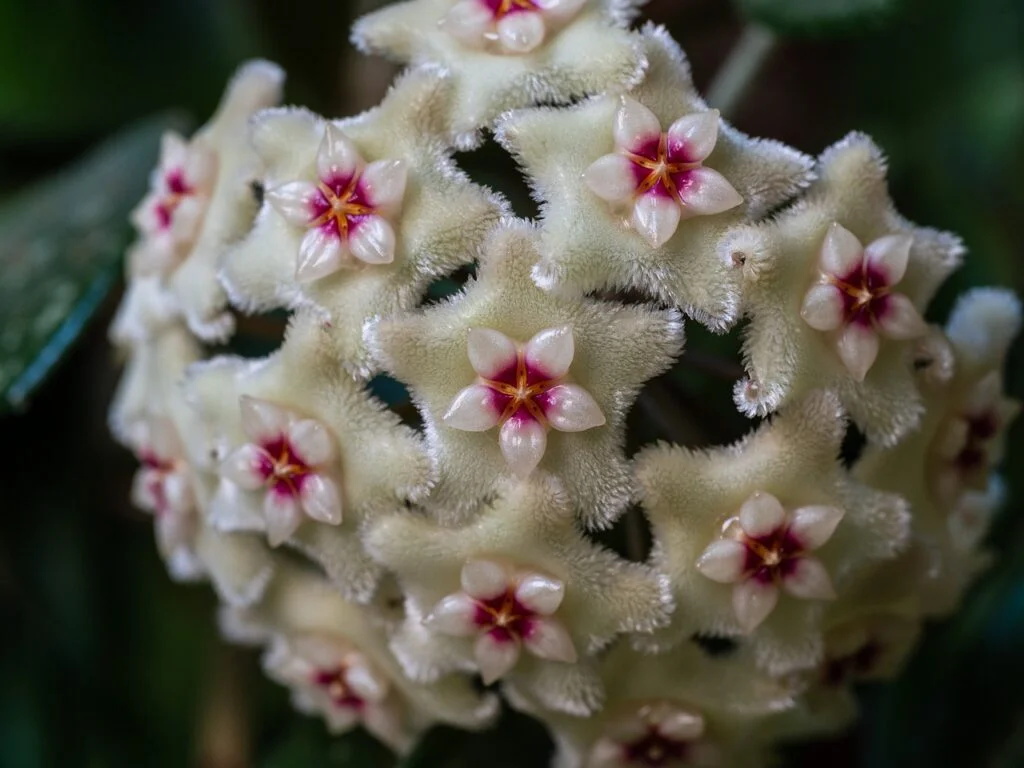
[{"xmin": 706, "ymin": 25, "xmax": 777, "ymax": 120}]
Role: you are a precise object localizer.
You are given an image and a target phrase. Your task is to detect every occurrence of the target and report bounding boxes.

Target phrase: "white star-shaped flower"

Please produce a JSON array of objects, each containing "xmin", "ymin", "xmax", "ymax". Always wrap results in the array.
[
  {"xmin": 496, "ymin": 26, "xmax": 814, "ymax": 330},
  {"xmin": 352, "ymin": 0, "xmax": 646, "ymax": 142},
  {"xmin": 726, "ymin": 132, "xmax": 963, "ymax": 444},
  {"xmin": 220, "ymin": 67, "xmax": 506, "ymax": 376},
  {"xmin": 364, "ymin": 477, "xmax": 673, "ymax": 715},
  {"xmin": 366, "ymin": 220, "xmax": 683, "ymax": 526},
  {"xmin": 636, "ymin": 391, "xmax": 910, "ymax": 675}
]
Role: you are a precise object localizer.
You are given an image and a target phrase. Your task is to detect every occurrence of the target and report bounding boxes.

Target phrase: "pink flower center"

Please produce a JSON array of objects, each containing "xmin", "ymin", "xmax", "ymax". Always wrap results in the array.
[
  {"xmin": 472, "ymin": 588, "xmax": 536, "ymax": 644},
  {"xmin": 309, "ymin": 173, "xmax": 375, "ymax": 241},
  {"xmin": 822, "ymin": 641, "xmax": 881, "ymax": 687},
  {"xmin": 312, "ymin": 667, "xmax": 364, "ymax": 710},
  {"xmin": 623, "ymin": 729, "xmax": 689, "ymax": 767},
  {"xmin": 626, "ymin": 133, "xmax": 702, "ymax": 202},
  {"xmin": 258, "ymin": 438, "xmax": 313, "ymax": 498},
  {"xmin": 480, "ymin": 352, "xmax": 561, "ymax": 426},
  {"xmin": 481, "ymin": 0, "xmax": 540, "ymax": 17},
  {"xmin": 955, "ymin": 411, "xmax": 999, "ymax": 472},
  {"xmin": 828, "ymin": 259, "xmax": 892, "ymax": 328},
  {"xmin": 155, "ymin": 169, "xmax": 195, "ymax": 230},
  {"xmin": 141, "ymin": 451, "xmax": 176, "ymax": 516},
  {"xmin": 727, "ymin": 520, "xmax": 805, "ymax": 585}
]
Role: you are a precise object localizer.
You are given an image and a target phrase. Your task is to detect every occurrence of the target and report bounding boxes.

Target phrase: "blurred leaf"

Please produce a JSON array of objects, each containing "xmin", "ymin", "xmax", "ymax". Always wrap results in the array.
[
  {"xmin": 260, "ymin": 719, "xmax": 394, "ymax": 768},
  {"xmin": 0, "ymin": 112, "xmax": 188, "ymax": 414},
  {"xmin": 399, "ymin": 709, "xmax": 552, "ymax": 768},
  {"xmin": 734, "ymin": 0, "xmax": 903, "ymax": 36}
]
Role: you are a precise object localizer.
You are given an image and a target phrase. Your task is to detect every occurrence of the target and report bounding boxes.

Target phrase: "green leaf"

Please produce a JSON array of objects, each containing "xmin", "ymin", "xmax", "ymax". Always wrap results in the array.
[
  {"xmin": 0, "ymin": 112, "xmax": 189, "ymax": 413},
  {"xmin": 734, "ymin": 0, "xmax": 904, "ymax": 37}
]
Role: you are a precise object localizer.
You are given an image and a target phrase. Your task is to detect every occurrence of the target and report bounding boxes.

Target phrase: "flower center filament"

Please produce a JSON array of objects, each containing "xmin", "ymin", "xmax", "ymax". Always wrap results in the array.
[
  {"xmin": 481, "ymin": 351, "xmax": 560, "ymax": 426},
  {"xmin": 263, "ymin": 439, "xmax": 312, "ymax": 496},
  {"xmin": 474, "ymin": 589, "xmax": 533, "ymax": 642},
  {"xmin": 626, "ymin": 133, "xmax": 701, "ymax": 202},
  {"xmin": 725, "ymin": 517, "xmax": 802, "ymax": 585},
  {"xmin": 486, "ymin": 0, "xmax": 540, "ymax": 18},
  {"xmin": 828, "ymin": 259, "xmax": 891, "ymax": 327},
  {"xmin": 311, "ymin": 178, "xmax": 375, "ymax": 240},
  {"xmin": 312, "ymin": 667, "xmax": 364, "ymax": 710}
]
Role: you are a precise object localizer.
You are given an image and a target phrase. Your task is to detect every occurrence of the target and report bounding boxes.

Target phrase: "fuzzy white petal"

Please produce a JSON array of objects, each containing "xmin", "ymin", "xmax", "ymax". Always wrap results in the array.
[
  {"xmin": 524, "ymin": 325, "xmax": 574, "ymax": 379},
  {"xmin": 865, "ymin": 234, "xmax": 913, "ymax": 285},
  {"xmin": 467, "ymin": 327, "xmax": 519, "ymax": 378},
  {"xmin": 299, "ymin": 474, "xmax": 343, "ymax": 525},
  {"xmin": 631, "ymin": 194, "xmax": 682, "ymax": 249},
  {"xmin": 732, "ymin": 579, "xmax": 779, "ymax": 633},
  {"xmin": 317, "ymin": 124, "xmax": 361, "ymax": 182},
  {"xmin": 666, "ymin": 111, "xmax": 720, "ymax": 163},
  {"xmin": 514, "ymin": 574, "xmax": 565, "ymax": 615},
  {"xmin": 739, "ymin": 491, "xmax": 786, "ymax": 538},
  {"xmin": 360, "ymin": 158, "xmax": 407, "ymax": 212},
  {"xmin": 614, "ymin": 98, "xmax": 662, "ymax": 153},
  {"xmin": 475, "ymin": 633, "xmax": 521, "ymax": 684},
  {"xmin": 349, "ymin": 215, "xmax": 396, "ymax": 265},
  {"xmin": 239, "ymin": 395, "xmax": 288, "ymax": 443},
  {"xmin": 287, "ymin": 419, "xmax": 335, "ymax": 467},
  {"xmin": 266, "ymin": 181, "xmax": 318, "ymax": 226},
  {"xmin": 442, "ymin": 0, "xmax": 492, "ymax": 47},
  {"xmin": 424, "ymin": 593, "xmax": 480, "ymax": 636},
  {"xmin": 542, "ymin": 384, "xmax": 605, "ymax": 432},
  {"xmin": 820, "ymin": 221, "xmax": 863, "ymax": 276},
  {"xmin": 782, "ymin": 557, "xmax": 837, "ymax": 600},
  {"xmin": 264, "ymin": 492, "xmax": 303, "ymax": 547},
  {"xmin": 221, "ymin": 444, "xmax": 270, "ymax": 490},
  {"xmin": 695, "ymin": 538, "xmax": 747, "ymax": 584},
  {"xmin": 523, "ymin": 618, "xmax": 577, "ymax": 663},
  {"xmin": 496, "ymin": 11, "xmax": 546, "ymax": 54},
  {"xmin": 877, "ymin": 294, "xmax": 928, "ymax": 340},
  {"xmin": 443, "ymin": 384, "xmax": 503, "ymax": 431},
  {"xmin": 296, "ymin": 228, "xmax": 345, "ymax": 282},
  {"xmin": 461, "ymin": 559, "xmax": 509, "ymax": 600},
  {"xmin": 801, "ymin": 283, "xmax": 845, "ymax": 331},
  {"xmin": 678, "ymin": 167, "xmax": 743, "ymax": 217},
  {"xmin": 499, "ymin": 417, "xmax": 548, "ymax": 478},
  {"xmin": 836, "ymin": 323, "xmax": 880, "ymax": 382},
  {"xmin": 582, "ymin": 153, "xmax": 637, "ymax": 204},
  {"xmin": 788, "ymin": 505, "xmax": 844, "ymax": 551}
]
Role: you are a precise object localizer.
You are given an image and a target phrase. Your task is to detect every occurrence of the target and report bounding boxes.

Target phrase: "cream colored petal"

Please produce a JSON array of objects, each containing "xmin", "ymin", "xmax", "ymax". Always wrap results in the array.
[
  {"xmin": 801, "ymin": 283, "xmax": 845, "ymax": 332},
  {"xmin": 514, "ymin": 573, "xmax": 565, "ymax": 615},
  {"xmin": 221, "ymin": 444, "xmax": 271, "ymax": 490},
  {"xmin": 523, "ymin": 617, "xmax": 577, "ymax": 663},
  {"xmin": 266, "ymin": 181, "xmax": 319, "ymax": 227},
  {"xmin": 524, "ymin": 325, "xmax": 574, "ymax": 379},
  {"xmin": 631, "ymin": 194, "xmax": 682, "ymax": 249},
  {"xmin": 264, "ymin": 492, "xmax": 303, "ymax": 547},
  {"xmin": 443, "ymin": 384, "xmax": 503, "ymax": 431},
  {"xmin": 738, "ymin": 490, "xmax": 786, "ymax": 538},
  {"xmin": 666, "ymin": 110, "xmax": 720, "ymax": 163},
  {"xmin": 877, "ymin": 294, "xmax": 927, "ymax": 340},
  {"xmin": 865, "ymin": 233, "xmax": 913, "ymax": 285},
  {"xmin": 467, "ymin": 327, "xmax": 519, "ymax": 378},
  {"xmin": 287, "ymin": 419, "xmax": 335, "ymax": 467},
  {"xmin": 349, "ymin": 215, "xmax": 396, "ymax": 265},
  {"xmin": 695, "ymin": 538, "xmax": 748, "ymax": 584},
  {"xmin": 836, "ymin": 323, "xmax": 880, "ymax": 382},
  {"xmin": 475, "ymin": 633, "xmax": 521, "ymax": 684},
  {"xmin": 614, "ymin": 98, "xmax": 662, "ymax": 154},
  {"xmin": 461, "ymin": 559, "xmax": 510, "ymax": 600},
  {"xmin": 498, "ymin": 417, "xmax": 548, "ymax": 478},
  {"xmin": 820, "ymin": 221, "xmax": 863, "ymax": 276},
  {"xmin": 239, "ymin": 395, "xmax": 289, "ymax": 443},
  {"xmin": 582, "ymin": 153, "xmax": 638, "ymax": 204},
  {"xmin": 788, "ymin": 505, "xmax": 844, "ymax": 551},
  {"xmin": 296, "ymin": 228, "xmax": 345, "ymax": 282},
  {"xmin": 441, "ymin": 0, "xmax": 492, "ymax": 47},
  {"xmin": 782, "ymin": 556, "xmax": 837, "ymax": 600},
  {"xmin": 678, "ymin": 167, "xmax": 743, "ymax": 217},
  {"xmin": 542, "ymin": 383, "xmax": 605, "ymax": 432},
  {"xmin": 496, "ymin": 11, "xmax": 546, "ymax": 54},
  {"xmin": 424, "ymin": 592, "xmax": 480, "ymax": 636},
  {"xmin": 732, "ymin": 579, "xmax": 779, "ymax": 633},
  {"xmin": 317, "ymin": 123, "xmax": 361, "ymax": 182},
  {"xmin": 344, "ymin": 660, "xmax": 390, "ymax": 704},
  {"xmin": 299, "ymin": 474, "xmax": 343, "ymax": 525},
  {"xmin": 360, "ymin": 158, "xmax": 407, "ymax": 212}
]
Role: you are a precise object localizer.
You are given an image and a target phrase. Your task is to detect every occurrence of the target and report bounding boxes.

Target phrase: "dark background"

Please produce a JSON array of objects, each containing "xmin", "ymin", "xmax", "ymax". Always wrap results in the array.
[{"xmin": 1, "ymin": 0, "xmax": 1023, "ymax": 765}]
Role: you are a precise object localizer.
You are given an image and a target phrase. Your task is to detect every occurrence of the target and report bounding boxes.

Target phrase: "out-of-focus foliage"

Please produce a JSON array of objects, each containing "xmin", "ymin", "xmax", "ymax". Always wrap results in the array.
[{"xmin": 735, "ymin": 0, "xmax": 903, "ymax": 37}]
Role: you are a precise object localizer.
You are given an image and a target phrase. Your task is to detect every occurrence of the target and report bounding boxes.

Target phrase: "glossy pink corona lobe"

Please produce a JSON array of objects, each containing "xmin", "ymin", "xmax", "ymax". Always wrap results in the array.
[
  {"xmin": 472, "ymin": 588, "xmax": 538, "ymax": 643},
  {"xmin": 257, "ymin": 436, "xmax": 315, "ymax": 498},
  {"xmin": 442, "ymin": 0, "xmax": 584, "ymax": 54},
  {"xmin": 593, "ymin": 703, "xmax": 708, "ymax": 768}
]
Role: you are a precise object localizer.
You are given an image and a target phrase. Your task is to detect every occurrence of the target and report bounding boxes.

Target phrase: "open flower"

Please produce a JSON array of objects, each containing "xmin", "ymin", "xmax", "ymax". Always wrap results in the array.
[
  {"xmin": 696, "ymin": 492, "xmax": 844, "ymax": 633},
  {"xmin": 266, "ymin": 124, "xmax": 408, "ymax": 281},
  {"xmin": 443, "ymin": 0, "xmax": 587, "ymax": 54},
  {"xmin": 444, "ymin": 326, "xmax": 605, "ymax": 478},
  {"xmin": 425, "ymin": 559, "xmax": 577, "ymax": 683},
  {"xmin": 583, "ymin": 97, "xmax": 742, "ymax": 249},
  {"xmin": 220, "ymin": 396, "xmax": 342, "ymax": 546},
  {"xmin": 800, "ymin": 223, "xmax": 926, "ymax": 381},
  {"xmin": 588, "ymin": 702, "xmax": 717, "ymax": 767}
]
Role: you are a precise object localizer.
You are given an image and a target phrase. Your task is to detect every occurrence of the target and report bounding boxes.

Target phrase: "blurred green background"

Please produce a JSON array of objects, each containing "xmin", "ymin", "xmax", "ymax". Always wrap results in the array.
[{"xmin": 0, "ymin": 0, "xmax": 1022, "ymax": 766}]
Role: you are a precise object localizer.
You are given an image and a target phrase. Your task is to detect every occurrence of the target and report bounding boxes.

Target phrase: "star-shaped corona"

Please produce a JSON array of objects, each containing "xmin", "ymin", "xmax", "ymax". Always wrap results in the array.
[
  {"xmin": 443, "ymin": 0, "xmax": 587, "ymax": 55},
  {"xmin": 588, "ymin": 702, "xmax": 715, "ymax": 767},
  {"xmin": 443, "ymin": 326, "xmax": 605, "ymax": 478}
]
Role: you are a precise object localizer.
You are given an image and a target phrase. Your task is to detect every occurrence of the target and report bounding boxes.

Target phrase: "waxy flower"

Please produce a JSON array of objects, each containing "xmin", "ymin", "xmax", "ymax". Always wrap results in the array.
[
  {"xmin": 800, "ymin": 223, "xmax": 925, "ymax": 382},
  {"xmin": 696, "ymin": 492, "xmax": 844, "ymax": 633},
  {"xmin": 220, "ymin": 396, "xmax": 342, "ymax": 547},
  {"xmin": 444, "ymin": 326, "xmax": 605, "ymax": 478},
  {"xmin": 583, "ymin": 98, "xmax": 742, "ymax": 249},
  {"xmin": 819, "ymin": 614, "xmax": 919, "ymax": 688},
  {"xmin": 426, "ymin": 559, "xmax": 577, "ymax": 684},
  {"xmin": 443, "ymin": 0, "xmax": 588, "ymax": 55},
  {"xmin": 588, "ymin": 702, "xmax": 717, "ymax": 767}
]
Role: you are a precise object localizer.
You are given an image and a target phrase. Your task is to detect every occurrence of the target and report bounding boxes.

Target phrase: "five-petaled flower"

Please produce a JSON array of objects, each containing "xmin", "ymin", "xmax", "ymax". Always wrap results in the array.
[
  {"xmin": 424, "ymin": 559, "xmax": 578, "ymax": 684},
  {"xmin": 220, "ymin": 396, "xmax": 343, "ymax": 546},
  {"xmin": 588, "ymin": 702, "xmax": 718, "ymax": 768},
  {"xmin": 583, "ymin": 97, "xmax": 742, "ymax": 250},
  {"xmin": 800, "ymin": 222, "xmax": 927, "ymax": 382},
  {"xmin": 695, "ymin": 491, "xmax": 844, "ymax": 633},
  {"xmin": 266, "ymin": 123, "xmax": 408, "ymax": 282},
  {"xmin": 130, "ymin": 417, "xmax": 196, "ymax": 561},
  {"xmin": 131, "ymin": 132, "xmax": 215, "ymax": 275},
  {"xmin": 443, "ymin": 0, "xmax": 587, "ymax": 55},
  {"xmin": 443, "ymin": 325, "xmax": 606, "ymax": 478}
]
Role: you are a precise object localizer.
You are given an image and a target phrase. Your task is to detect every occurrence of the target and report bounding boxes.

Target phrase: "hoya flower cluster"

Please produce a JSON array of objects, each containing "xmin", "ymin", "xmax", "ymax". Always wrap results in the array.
[{"xmin": 109, "ymin": 3, "xmax": 1019, "ymax": 764}]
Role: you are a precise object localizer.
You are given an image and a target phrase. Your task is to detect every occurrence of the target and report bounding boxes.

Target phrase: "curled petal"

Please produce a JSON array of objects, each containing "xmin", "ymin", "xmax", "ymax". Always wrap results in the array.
[
  {"xmin": 659, "ymin": 709, "xmax": 705, "ymax": 741},
  {"xmin": 695, "ymin": 538, "xmax": 747, "ymax": 584},
  {"xmin": 461, "ymin": 559, "xmax": 509, "ymax": 600},
  {"xmin": 542, "ymin": 384, "xmax": 605, "ymax": 432},
  {"xmin": 820, "ymin": 222, "xmax": 863, "ymax": 276},
  {"xmin": 782, "ymin": 557, "xmax": 837, "ymax": 600},
  {"xmin": 221, "ymin": 444, "xmax": 272, "ymax": 490},
  {"xmin": 443, "ymin": 384, "xmax": 502, "ymax": 431},
  {"xmin": 515, "ymin": 573, "xmax": 565, "ymax": 615},
  {"xmin": 738, "ymin": 491, "xmax": 786, "ymax": 538},
  {"xmin": 240, "ymin": 395, "xmax": 290, "ymax": 443},
  {"xmin": 523, "ymin": 618, "xmax": 577, "ymax": 663},
  {"xmin": 788, "ymin": 505, "xmax": 844, "ymax": 551},
  {"xmin": 266, "ymin": 181, "xmax": 319, "ymax": 226},
  {"xmin": 442, "ymin": 0, "xmax": 492, "ymax": 47},
  {"xmin": 474, "ymin": 632, "xmax": 521, "ymax": 684},
  {"xmin": 524, "ymin": 325, "xmax": 574, "ymax": 379},
  {"xmin": 836, "ymin": 323, "xmax": 880, "ymax": 382},
  {"xmin": 865, "ymin": 234, "xmax": 913, "ymax": 285},
  {"xmin": 296, "ymin": 228, "xmax": 345, "ymax": 282},
  {"xmin": 614, "ymin": 98, "xmax": 662, "ymax": 154},
  {"xmin": 582, "ymin": 153, "xmax": 637, "ymax": 204},
  {"xmin": 349, "ymin": 215, "xmax": 396, "ymax": 265},
  {"xmin": 496, "ymin": 11, "xmax": 546, "ymax": 53},
  {"xmin": 467, "ymin": 327, "xmax": 518, "ymax": 378},
  {"xmin": 361, "ymin": 158, "xmax": 407, "ymax": 212},
  {"xmin": 732, "ymin": 579, "xmax": 779, "ymax": 633},
  {"xmin": 299, "ymin": 474, "xmax": 343, "ymax": 525},
  {"xmin": 425, "ymin": 593, "xmax": 479, "ymax": 636},
  {"xmin": 801, "ymin": 283, "xmax": 845, "ymax": 332},
  {"xmin": 877, "ymin": 294, "xmax": 927, "ymax": 340},
  {"xmin": 677, "ymin": 167, "xmax": 743, "ymax": 217},
  {"xmin": 288, "ymin": 419, "xmax": 335, "ymax": 467},
  {"xmin": 344, "ymin": 660, "xmax": 389, "ymax": 704},
  {"xmin": 317, "ymin": 124, "xmax": 361, "ymax": 184},
  {"xmin": 264, "ymin": 491, "xmax": 304, "ymax": 547},
  {"xmin": 631, "ymin": 194, "xmax": 682, "ymax": 249},
  {"xmin": 666, "ymin": 110, "xmax": 720, "ymax": 163},
  {"xmin": 499, "ymin": 416, "xmax": 548, "ymax": 479}
]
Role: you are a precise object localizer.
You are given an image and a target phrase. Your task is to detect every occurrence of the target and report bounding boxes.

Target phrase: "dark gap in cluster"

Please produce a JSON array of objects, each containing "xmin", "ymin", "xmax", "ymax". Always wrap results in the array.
[
  {"xmin": 455, "ymin": 136, "xmax": 539, "ymax": 219},
  {"xmin": 840, "ymin": 423, "xmax": 867, "ymax": 468},
  {"xmin": 419, "ymin": 262, "xmax": 477, "ymax": 308},
  {"xmin": 585, "ymin": 286, "xmax": 661, "ymax": 307},
  {"xmin": 691, "ymin": 633, "xmax": 739, "ymax": 658},
  {"xmin": 250, "ymin": 178, "xmax": 264, "ymax": 206},
  {"xmin": 367, "ymin": 373, "xmax": 423, "ymax": 430},
  {"xmin": 585, "ymin": 505, "xmax": 653, "ymax": 563},
  {"xmin": 216, "ymin": 308, "xmax": 290, "ymax": 359}
]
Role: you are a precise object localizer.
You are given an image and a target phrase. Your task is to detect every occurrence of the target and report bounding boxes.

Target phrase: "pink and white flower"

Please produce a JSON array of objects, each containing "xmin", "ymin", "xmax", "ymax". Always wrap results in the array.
[
  {"xmin": 820, "ymin": 615, "xmax": 918, "ymax": 687},
  {"xmin": 588, "ymin": 702, "xmax": 719, "ymax": 768},
  {"xmin": 442, "ymin": 0, "xmax": 587, "ymax": 55},
  {"xmin": 442, "ymin": 325, "xmax": 605, "ymax": 478},
  {"xmin": 265, "ymin": 124, "xmax": 407, "ymax": 282},
  {"xmin": 220, "ymin": 396, "xmax": 343, "ymax": 547},
  {"xmin": 800, "ymin": 222, "xmax": 927, "ymax": 382},
  {"xmin": 265, "ymin": 634, "xmax": 403, "ymax": 740},
  {"xmin": 129, "ymin": 417, "xmax": 197, "ymax": 564},
  {"xmin": 424, "ymin": 559, "xmax": 578, "ymax": 684},
  {"xmin": 696, "ymin": 491, "xmax": 844, "ymax": 633},
  {"xmin": 131, "ymin": 132, "xmax": 216, "ymax": 276},
  {"xmin": 582, "ymin": 98, "xmax": 743, "ymax": 250}
]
